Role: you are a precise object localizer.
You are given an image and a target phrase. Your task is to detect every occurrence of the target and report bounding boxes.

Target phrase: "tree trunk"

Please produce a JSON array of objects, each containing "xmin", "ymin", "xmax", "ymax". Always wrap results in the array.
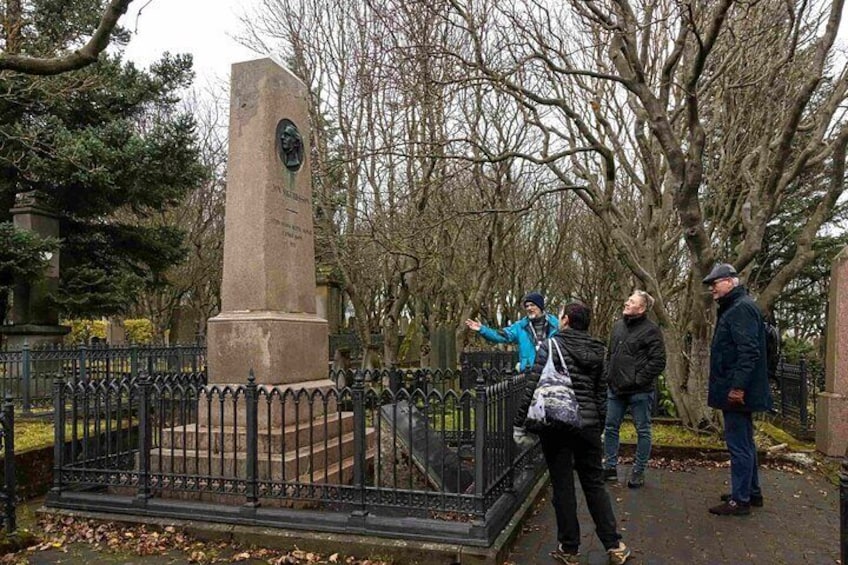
[{"xmin": 663, "ymin": 330, "xmax": 716, "ymax": 430}]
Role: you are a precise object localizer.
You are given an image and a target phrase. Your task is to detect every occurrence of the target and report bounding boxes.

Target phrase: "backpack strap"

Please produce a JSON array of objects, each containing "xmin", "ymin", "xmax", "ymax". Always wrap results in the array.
[{"xmin": 550, "ymin": 339, "xmax": 569, "ymax": 376}]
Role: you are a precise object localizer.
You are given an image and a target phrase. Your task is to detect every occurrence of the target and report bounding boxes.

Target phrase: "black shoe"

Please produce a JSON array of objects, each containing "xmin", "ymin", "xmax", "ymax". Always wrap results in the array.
[
  {"xmin": 626, "ymin": 472, "xmax": 644, "ymax": 489},
  {"xmin": 709, "ymin": 499, "xmax": 751, "ymax": 516},
  {"xmin": 602, "ymin": 468, "xmax": 618, "ymax": 482},
  {"xmin": 721, "ymin": 493, "xmax": 763, "ymax": 507}
]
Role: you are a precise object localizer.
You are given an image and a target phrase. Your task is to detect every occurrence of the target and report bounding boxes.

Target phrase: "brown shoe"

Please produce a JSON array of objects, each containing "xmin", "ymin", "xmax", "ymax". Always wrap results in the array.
[{"xmin": 708, "ymin": 499, "xmax": 750, "ymax": 516}]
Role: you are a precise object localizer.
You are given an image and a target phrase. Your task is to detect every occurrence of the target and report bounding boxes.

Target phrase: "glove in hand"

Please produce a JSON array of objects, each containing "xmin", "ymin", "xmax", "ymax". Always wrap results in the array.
[{"xmin": 513, "ymin": 426, "xmax": 535, "ymax": 449}]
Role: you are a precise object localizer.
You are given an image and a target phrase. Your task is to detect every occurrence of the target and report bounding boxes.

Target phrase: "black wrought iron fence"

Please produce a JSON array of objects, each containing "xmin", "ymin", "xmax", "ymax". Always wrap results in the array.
[
  {"xmin": 769, "ymin": 356, "xmax": 822, "ymax": 437},
  {"xmin": 0, "ymin": 344, "xmax": 206, "ymax": 413},
  {"xmin": 0, "ymin": 396, "xmax": 15, "ymax": 532},
  {"xmin": 46, "ymin": 368, "xmax": 545, "ymax": 546}
]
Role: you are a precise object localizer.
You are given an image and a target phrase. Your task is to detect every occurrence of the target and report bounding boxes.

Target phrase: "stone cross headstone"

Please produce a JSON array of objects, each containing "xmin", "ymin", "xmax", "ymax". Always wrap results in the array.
[
  {"xmin": 817, "ymin": 246, "xmax": 848, "ymax": 456},
  {"xmin": 207, "ymin": 58, "xmax": 329, "ymax": 385}
]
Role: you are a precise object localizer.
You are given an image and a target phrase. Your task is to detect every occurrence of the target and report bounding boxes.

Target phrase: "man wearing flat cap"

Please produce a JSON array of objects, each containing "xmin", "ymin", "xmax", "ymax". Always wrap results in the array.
[{"xmin": 702, "ymin": 263, "xmax": 772, "ymax": 516}]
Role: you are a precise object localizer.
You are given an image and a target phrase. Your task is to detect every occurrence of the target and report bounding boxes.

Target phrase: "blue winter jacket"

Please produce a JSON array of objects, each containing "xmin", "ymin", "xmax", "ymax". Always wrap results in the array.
[
  {"xmin": 478, "ymin": 313, "xmax": 559, "ymax": 371},
  {"xmin": 707, "ymin": 286, "xmax": 773, "ymax": 412}
]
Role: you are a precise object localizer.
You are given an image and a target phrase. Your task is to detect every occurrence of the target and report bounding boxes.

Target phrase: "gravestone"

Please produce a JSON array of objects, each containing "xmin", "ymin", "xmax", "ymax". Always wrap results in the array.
[
  {"xmin": 316, "ymin": 266, "xmax": 343, "ymax": 335},
  {"xmin": 207, "ymin": 58, "xmax": 329, "ymax": 385},
  {"xmin": 430, "ymin": 325, "xmax": 457, "ymax": 371},
  {"xmin": 379, "ymin": 400, "xmax": 473, "ymax": 493},
  {"xmin": 0, "ymin": 191, "xmax": 69, "ymax": 348},
  {"xmin": 817, "ymin": 246, "xmax": 848, "ymax": 456},
  {"xmin": 106, "ymin": 318, "xmax": 126, "ymax": 345}
]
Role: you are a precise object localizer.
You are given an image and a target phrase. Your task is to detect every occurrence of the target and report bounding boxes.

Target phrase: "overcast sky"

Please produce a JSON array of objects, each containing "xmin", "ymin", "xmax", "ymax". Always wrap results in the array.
[
  {"xmin": 122, "ymin": 0, "xmax": 267, "ymax": 90},
  {"xmin": 121, "ymin": 1, "xmax": 848, "ymax": 95}
]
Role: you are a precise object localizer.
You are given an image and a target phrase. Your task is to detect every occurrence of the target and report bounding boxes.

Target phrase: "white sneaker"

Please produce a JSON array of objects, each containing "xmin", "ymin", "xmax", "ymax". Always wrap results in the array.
[{"xmin": 607, "ymin": 541, "xmax": 631, "ymax": 564}]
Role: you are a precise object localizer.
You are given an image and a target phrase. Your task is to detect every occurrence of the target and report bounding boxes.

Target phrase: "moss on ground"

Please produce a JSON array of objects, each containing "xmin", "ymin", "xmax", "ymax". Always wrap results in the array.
[
  {"xmin": 618, "ymin": 422, "xmax": 725, "ymax": 449},
  {"xmin": 12, "ymin": 420, "xmax": 57, "ymax": 452}
]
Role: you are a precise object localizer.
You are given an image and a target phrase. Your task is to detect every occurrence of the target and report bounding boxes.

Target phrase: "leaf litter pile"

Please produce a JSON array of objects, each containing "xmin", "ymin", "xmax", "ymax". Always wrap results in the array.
[{"xmin": 0, "ymin": 514, "xmax": 391, "ymax": 565}]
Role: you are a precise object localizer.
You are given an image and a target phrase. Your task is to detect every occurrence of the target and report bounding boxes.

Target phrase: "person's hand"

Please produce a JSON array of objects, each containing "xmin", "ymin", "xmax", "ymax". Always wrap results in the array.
[
  {"xmin": 465, "ymin": 319, "xmax": 482, "ymax": 332},
  {"xmin": 727, "ymin": 388, "xmax": 745, "ymax": 407},
  {"xmin": 513, "ymin": 426, "xmax": 535, "ymax": 449}
]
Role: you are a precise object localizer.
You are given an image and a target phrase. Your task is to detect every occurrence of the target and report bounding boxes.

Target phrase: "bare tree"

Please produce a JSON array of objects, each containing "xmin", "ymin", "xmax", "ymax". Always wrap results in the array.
[
  {"xmin": 444, "ymin": 0, "xmax": 848, "ymax": 426},
  {"xmin": 133, "ymin": 81, "xmax": 228, "ymax": 341}
]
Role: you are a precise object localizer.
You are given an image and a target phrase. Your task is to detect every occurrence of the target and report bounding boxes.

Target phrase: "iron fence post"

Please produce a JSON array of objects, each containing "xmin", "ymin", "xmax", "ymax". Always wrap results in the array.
[
  {"xmin": 244, "ymin": 370, "xmax": 259, "ymax": 509},
  {"xmin": 474, "ymin": 371, "xmax": 487, "ymax": 506},
  {"xmin": 799, "ymin": 355, "xmax": 808, "ymax": 429},
  {"xmin": 352, "ymin": 369, "xmax": 367, "ymax": 515},
  {"xmin": 130, "ymin": 345, "xmax": 139, "ymax": 379},
  {"xmin": 505, "ymin": 374, "xmax": 516, "ymax": 491},
  {"xmin": 79, "ymin": 345, "xmax": 90, "ymax": 461},
  {"xmin": 135, "ymin": 372, "xmax": 152, "ymax": 503},
  {"xmin": 21, "ymin": 342, "xmax": 31, "ymax": 415},
  {"xmin": 779, "ymin": 355, "xmax": 787, "ymax": 416},
  {"xmin": 147, "ymin": 348, "xmax": 154, "ymax": 376},
  {"xmin": 51, "ymin": 375, "xmax": 65, "ymax": 497},
  {"xmin": 78, "ymin": 344, "xmax": 87, "ymax": 382},
  {"xmin": 3, "ymin": 395, "xmax": 15, "ymax": 532},
  {"xmin": 841, "ymin": 447, "xmax": 847, "ymax": 565}
]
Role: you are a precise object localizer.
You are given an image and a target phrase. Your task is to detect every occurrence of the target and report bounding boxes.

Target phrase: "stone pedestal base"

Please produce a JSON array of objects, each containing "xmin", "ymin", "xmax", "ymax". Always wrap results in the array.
[
  {"xmin": 815, "ymin": 392, "xmax": 848, "ymax": 456},
  {"xmin": 207, "ymin": 311, "xmax": 328, "ymax": 385},
  {"xmin": 0, "ymin": 324, "xmax": 69, "ymax": 348}
]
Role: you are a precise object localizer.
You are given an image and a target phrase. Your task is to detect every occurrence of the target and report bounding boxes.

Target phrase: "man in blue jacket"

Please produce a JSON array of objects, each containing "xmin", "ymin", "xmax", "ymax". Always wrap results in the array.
[
  {"xmin": 465, "ymin": 291, "xmax": 559, "ymax": 372},
  {"xmin": 703, "ymin": 264, "xmax": 772, "ymax": 516}
]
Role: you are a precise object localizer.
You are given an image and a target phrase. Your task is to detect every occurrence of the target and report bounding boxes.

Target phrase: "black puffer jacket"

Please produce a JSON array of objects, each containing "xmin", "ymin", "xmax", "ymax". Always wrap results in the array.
[
  {"xmin": 606, "ymin": 315, "xmax": 666, "ymax": 395},
  {"xmin": 514, "ymin": 328, "xmax": 608, "ymax": 429}
]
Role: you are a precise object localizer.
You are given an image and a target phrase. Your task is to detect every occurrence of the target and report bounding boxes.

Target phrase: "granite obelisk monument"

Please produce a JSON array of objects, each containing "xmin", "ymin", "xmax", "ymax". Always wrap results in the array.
[{"xmin": 207, "ymin": 58, "xmax": 329, "ymax": 384}]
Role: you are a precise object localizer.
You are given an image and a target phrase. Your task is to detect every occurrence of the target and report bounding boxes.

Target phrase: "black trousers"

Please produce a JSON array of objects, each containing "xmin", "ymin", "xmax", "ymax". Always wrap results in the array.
[{"xmin": 539, "ymin": 426, "xmax": 622, "ymax": 552}]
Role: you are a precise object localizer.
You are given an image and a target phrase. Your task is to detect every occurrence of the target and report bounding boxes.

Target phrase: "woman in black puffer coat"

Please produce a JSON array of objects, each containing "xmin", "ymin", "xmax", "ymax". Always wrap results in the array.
[
  {"xmin": 513, "ymin": 303, "xmax": 629, "ymax": 563},
  {"xmin": 514, "ymin": 326, "xmax": 607, "ymax": 429}
]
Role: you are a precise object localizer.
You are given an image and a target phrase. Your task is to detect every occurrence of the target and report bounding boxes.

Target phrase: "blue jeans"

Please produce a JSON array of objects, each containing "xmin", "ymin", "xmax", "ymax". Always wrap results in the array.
[
  {"xmin": 723, "ymin": 410, "xmax": 761, "ymax": 503},
  {"xmin": 604, "ymin": 390, "xmax": 653, "ymax": 474}
]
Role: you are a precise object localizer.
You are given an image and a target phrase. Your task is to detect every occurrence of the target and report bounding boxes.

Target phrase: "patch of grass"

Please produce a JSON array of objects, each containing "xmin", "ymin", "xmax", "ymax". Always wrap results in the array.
[
  {"xmin": 618, "ymin": 422, "xmax": 725, "ymax": 449},
  {"xmin": 14, "ymin": 420, "xmax": 57, "ymax": 452},
  {"xmin": 618, "ymin": 420, "xmax": 818, "ymax": 452},
  {"xmin": 14, "ymin": 419, "xmax": 135, "ymax": 452}
]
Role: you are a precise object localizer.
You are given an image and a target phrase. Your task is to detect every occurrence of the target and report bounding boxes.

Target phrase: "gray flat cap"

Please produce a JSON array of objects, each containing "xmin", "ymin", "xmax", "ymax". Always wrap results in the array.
[{"xmin": 702, "ymin": 263, "xmax": 738, "ymax": 284}]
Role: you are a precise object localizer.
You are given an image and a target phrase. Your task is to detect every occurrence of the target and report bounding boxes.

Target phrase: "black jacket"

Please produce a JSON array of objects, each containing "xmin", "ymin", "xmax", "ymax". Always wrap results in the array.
[
  {"xmin": 606, "ymin": 314, "xmax": 666, "ymax": 395},
  {"xmin": 708, "ymin": 285, "xmax": 772, "ymax": 412},
  {"xmin": 514, "ymin": 327, "xmax": 608, "ymax": 429}
]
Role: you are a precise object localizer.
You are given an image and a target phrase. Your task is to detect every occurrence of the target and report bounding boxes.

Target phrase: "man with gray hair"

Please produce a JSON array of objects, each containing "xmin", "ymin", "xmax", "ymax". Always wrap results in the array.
[
  {"xmin": 603, "ymin": 290, "xmax": 666, "ymax": 488},
  {"xmin": 702, "ymin": 263, "xmax": 772, "ymax": 516}
]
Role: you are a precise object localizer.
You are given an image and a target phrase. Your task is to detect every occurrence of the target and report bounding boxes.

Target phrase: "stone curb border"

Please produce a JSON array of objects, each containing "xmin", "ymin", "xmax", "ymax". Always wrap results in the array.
[{"xmin": 37, "ymin": 472, "xmax": 551, "ymax": 565}]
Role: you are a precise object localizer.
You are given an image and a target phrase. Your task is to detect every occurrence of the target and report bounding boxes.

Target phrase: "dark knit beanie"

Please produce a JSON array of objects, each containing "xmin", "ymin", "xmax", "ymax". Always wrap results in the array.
[{"xmin": 522, "ymin": 291, "xmax": 545, "ymax": 311}]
